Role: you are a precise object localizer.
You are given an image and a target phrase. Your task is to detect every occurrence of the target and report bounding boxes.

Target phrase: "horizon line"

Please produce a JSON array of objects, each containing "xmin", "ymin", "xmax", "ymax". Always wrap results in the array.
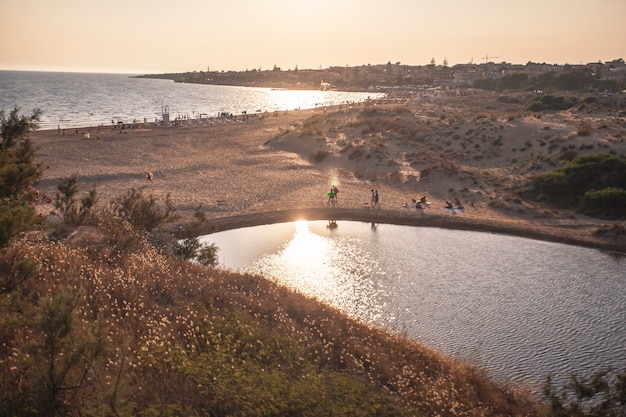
[{"xmin": 2, "ymin": 57, "xmax": 624, "ymax": 76}]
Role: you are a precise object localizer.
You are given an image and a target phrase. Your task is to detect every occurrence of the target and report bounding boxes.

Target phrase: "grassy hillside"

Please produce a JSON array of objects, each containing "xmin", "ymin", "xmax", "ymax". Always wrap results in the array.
[{"xmin": 0, "ymin": 222, "xmax": 542, "ymax": 416}]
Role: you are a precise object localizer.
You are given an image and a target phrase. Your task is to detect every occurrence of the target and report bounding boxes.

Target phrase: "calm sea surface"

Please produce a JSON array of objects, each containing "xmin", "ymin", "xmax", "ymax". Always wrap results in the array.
[
  {"xmin": 202, "ymin": 220, "xmax": 626, "ymax": 391},
  {"xmin": 0, "ymin": 70, "xmax": 382, "ymax": 129}
]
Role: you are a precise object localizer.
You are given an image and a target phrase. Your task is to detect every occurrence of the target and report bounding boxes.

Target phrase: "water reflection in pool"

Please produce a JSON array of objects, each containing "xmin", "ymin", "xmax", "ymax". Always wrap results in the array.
[{"xmin": 201, "ymin": 220, "xmax": 626, "ymax": 389}]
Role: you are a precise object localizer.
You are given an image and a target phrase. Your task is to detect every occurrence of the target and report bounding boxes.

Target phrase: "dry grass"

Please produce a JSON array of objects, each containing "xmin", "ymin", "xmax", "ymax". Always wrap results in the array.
[{"xmin": 0, "ymin": 227, "xmax": 544, "ymax": 416}]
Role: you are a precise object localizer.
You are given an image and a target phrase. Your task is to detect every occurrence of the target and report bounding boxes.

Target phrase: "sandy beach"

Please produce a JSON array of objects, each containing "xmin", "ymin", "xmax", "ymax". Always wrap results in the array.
[{"xmin": 31, "ymin": 92, "xmax": 626, "ymax": 253}]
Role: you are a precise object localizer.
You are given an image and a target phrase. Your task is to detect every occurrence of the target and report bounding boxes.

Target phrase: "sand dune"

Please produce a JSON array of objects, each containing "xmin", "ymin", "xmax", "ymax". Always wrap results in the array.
[{"xmin": 32, "ymin": 92, "xmax": 626, "ymax": 252}]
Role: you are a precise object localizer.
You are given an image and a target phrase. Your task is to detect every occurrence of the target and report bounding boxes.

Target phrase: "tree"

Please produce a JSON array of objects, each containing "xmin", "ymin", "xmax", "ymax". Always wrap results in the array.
[
  {"xmin": 55, "ymin": 174, "xmax": 98, "ymax": 226},
  {"xmin": 497, "ymin": 73, "xmax": 528, "ymax": 90},
  {"xmin": 555, "ymin": 68, "xmax": 593, "ymax": 91},
  {"xmin": 0, "ymin": 107, "xmax": 44, "ymax": 247}
]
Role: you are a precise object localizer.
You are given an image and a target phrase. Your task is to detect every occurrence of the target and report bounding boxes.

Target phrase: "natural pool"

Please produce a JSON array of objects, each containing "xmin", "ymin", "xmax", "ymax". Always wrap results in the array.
[{"xmin": 200, "ymin": 220, "xmax": 626, "ymax": 390}]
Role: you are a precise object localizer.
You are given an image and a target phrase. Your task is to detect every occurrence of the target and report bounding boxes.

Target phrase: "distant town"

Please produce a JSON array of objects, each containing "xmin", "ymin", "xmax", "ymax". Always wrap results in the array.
[{"xmin": 136, "ymin": 58, "xmax": 626, "ymax": 93}]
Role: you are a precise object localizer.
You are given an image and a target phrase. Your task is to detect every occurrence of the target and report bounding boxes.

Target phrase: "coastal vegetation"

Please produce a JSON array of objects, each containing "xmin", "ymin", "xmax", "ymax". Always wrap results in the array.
[
  {"xmin": 531, "ymin": 154, "xmax": 626, "ymax": 219},
  {"xmin": 2, "ymin": 94, "xmax": 626, "ymax": 416}
]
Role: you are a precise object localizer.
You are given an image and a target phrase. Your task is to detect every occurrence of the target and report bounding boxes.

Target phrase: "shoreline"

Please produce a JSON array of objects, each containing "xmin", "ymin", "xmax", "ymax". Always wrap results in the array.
[{"xmin": 175, "ymin": 207, "xmax": 626, "ymax": 255}]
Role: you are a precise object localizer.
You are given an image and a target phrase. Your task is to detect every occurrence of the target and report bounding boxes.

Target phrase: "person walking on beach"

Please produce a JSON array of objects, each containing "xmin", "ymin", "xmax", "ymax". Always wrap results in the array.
[
  {"xmin": 374, "ymin": 190, "xmax": 380, "ymax": 208},
  {"xmin": 327, "ymin": 188, "xmax": 336, "ymax": 205},
  {"xmin": 331, "ymin": 185, "xmax": 339, "ymax": 202}
]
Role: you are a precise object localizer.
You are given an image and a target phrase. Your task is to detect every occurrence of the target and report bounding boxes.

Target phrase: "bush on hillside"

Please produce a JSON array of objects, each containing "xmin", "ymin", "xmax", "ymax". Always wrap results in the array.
[
  {"xmin": 109, "ymin": 188, "xmax": 176, "ymax": 232},
  {"xmin": 527, "ymin": 95, "xmax": 579, "ymax": 112},
  {"xmin": 582, "ymin": 187, "xmax": 626, "ymax": 219},
  {"xmin": 174, "ymin": 236, "xmax": 219, "ymax": 267},
  {"xmin": 531, "ymin": 154, "xmax": 626, "ymax": 218},
  {"xmin": 55, "ymin": 174, "xmax": 99, "ymax": 226}
]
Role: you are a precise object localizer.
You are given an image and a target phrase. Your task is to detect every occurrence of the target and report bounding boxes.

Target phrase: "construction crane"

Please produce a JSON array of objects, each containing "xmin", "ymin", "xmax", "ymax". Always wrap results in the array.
[{"xmin": 482, "ymin": 55, "xmax": 499, "ymax": 63}]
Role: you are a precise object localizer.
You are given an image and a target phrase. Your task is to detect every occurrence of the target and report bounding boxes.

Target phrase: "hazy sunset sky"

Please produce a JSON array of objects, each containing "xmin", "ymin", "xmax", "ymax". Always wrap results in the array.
[{"xmin": 2, "ymin": 0, "xmax": 624, "ymax": 74}]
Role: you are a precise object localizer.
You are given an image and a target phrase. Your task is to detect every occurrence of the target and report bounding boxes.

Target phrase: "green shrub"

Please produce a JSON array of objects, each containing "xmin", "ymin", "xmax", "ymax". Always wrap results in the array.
[
  {"xmin": 582, "ymin": 187, "xmax": 626, "ymax": 219},
  {"xmin": 174, "ymin": 236, "xmax": 202, "ymax": 260},
  {"xmin": 174, "ymin": 237, "xmax": 219, "ymax": 267},
  {"xmin": 196, "ymin": 242, "xmax": 219, "ymax": 266},
  {"xmin": 532, "ymin": 154, "xmax": 626, "ymax": 218},
  {"xmin": 109, "ymin": 189, "xmax": 176, "ymax": 232},
  {"xmin": 55, "ymin": 174, "xmax": 99, "ymax": 226},
  {"xmin": 528, "ymin": 95, "xmax": 578, "ymax": 112}
]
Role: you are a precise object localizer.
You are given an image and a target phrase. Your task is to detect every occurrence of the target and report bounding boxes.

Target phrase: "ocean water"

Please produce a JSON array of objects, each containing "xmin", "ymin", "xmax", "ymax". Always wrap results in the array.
[{"xmin": 0, "ymin": 70, "xmax": 382, "ymax": 129}]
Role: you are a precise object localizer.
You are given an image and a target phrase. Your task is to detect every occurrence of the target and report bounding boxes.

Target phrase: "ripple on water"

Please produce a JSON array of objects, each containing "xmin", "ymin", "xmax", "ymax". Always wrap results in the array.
[{"xmin": 203, "ymin": 221, "xmax": 626, "ymax": 389}]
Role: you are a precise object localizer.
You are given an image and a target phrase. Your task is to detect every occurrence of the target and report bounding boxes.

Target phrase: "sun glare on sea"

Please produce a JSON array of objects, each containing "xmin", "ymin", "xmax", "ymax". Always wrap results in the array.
[
  {"xmin": 268, "ymin": 89, "xmax": 327, "ymax": 111},
  {"xmin": 283, "ymin": 220, "xmax": 330, "ymax": 265}
]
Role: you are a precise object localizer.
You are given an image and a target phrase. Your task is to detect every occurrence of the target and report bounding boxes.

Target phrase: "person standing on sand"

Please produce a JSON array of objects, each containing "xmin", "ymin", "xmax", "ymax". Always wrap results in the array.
[
  {"xmin": 327, "ymin": 188, "xmax": 336, "ymax": 205},
  {"xmin": 374, "ymin": 190, "xmax": 380, "ymax": 207},
  {"xmin": 371, "ymin": 189, "xmax": 375, "ymax": 207},
  {"xmin": 331, "ymin": 185, "xmax": 339, "ymax": 202}
]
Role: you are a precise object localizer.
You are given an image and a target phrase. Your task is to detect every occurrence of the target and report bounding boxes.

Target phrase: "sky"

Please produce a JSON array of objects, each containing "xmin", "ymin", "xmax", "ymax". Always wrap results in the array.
[{"xmin": 1, "ymin": 0, "xmax": 624, "ymax": 74}]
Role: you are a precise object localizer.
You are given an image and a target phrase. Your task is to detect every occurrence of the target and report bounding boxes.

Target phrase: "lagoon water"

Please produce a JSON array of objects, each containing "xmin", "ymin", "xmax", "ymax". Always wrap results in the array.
[
  {"xmin": 202, "ymin": 220, "xmax": 626, "ymax": 390},
  {"xmin": 0, "ymin": 70, "xmax": 381, "ymax": 129}
]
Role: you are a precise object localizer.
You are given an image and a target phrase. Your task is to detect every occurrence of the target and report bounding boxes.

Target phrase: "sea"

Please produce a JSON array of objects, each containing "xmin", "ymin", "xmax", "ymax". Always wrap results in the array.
[{"xmin": 0, "ymin": 70, "xmax": 383, "ymax": 130}]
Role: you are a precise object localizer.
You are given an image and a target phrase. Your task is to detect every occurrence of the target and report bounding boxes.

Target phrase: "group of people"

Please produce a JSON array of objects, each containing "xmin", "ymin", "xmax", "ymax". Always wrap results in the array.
[
  {"xmin": 323, "ymin": 185, "xmax": 470, "ymax": 213},
  {"xmin": 371, "ymin": 189, "xmax": 380, "ymax": 207},
  {"xmin": 326, "ymin": 186, "xmax": 382, "ymax": 208},
  {"xmin": 323, "ymin": 184, "xmax": 474, "ymax": 213},
  {"xmin": 444, "ymin": 198, "xmax": 464, "ymax": 210}
]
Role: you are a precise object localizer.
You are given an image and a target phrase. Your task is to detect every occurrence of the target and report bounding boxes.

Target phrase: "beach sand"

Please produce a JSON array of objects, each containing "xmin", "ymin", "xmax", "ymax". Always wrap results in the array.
[{"xmin": 31, "ymin": 93, "xmax": 626, "ymax": 253}]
